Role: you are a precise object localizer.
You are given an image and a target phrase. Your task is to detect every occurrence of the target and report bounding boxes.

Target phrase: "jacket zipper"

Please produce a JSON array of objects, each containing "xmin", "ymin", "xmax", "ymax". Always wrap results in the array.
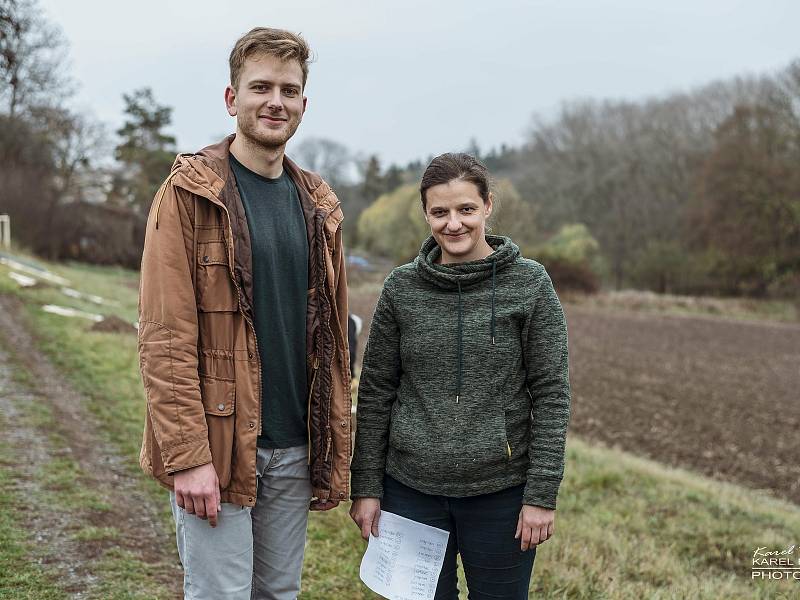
[
  {"xmin": 307, "ymin": 356, "xmax": 319, "ymax": 464},
  {"xmin": 315, "ymin": 202, "xmax": 342, "ymax": 478}
]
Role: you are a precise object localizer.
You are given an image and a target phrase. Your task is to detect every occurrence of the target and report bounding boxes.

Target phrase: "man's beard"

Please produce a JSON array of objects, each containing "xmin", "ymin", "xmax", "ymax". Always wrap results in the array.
[{"xmin": 238, "ymin": 114, "xmax": 300, "ymax": 151}]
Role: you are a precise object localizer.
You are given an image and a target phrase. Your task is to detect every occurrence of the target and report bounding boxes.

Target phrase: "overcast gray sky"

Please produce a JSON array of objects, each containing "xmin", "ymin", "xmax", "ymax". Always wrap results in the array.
[{"xmin": 40, "ymin": 0, "xmax": 799, "ymax": 167}]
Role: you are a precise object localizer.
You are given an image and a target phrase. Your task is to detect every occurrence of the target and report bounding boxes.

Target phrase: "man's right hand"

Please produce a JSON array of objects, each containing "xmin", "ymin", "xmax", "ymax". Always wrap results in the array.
[
  {"xmin": 174, "ymin": 463, "xmax": 221, "ymax": 527},
  {"xmin": 349, "ymin": 497, "xmax": 381, "ymax": 540}
]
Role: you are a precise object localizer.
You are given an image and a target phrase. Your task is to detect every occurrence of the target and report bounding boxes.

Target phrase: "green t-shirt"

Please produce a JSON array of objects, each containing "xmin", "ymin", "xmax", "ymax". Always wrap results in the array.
[{"xmin": 229, "ymin": 154, "xmax": 309, "ymax": 449}]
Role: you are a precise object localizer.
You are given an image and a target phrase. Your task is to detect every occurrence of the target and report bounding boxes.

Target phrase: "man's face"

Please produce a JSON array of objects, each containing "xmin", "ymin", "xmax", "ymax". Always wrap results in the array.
[{"xmin": 225, "ymin": 53, "xmax": 307, "ymax": 150}]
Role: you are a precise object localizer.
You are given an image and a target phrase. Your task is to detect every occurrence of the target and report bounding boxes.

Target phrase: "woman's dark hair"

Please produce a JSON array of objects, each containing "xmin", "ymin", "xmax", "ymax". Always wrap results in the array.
[{"xmin": 419, "ymin": 153, "xmax": 490, "ymax": 210}]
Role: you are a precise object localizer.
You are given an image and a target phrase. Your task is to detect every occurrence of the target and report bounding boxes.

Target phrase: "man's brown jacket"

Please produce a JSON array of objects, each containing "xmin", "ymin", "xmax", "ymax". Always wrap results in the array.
[{"xmin": 138, "ymin": 135, "xmax": 351, "ymax": 507}]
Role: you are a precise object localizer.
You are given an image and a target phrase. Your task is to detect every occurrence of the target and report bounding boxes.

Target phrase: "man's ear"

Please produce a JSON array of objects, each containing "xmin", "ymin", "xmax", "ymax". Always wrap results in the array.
[
  {"xmin": 485, "ymin": 191, "xmax": 494, "ymax": 218},
  {"xmin": 225, "ymin": 85, "xmax": 237, "ymax": 116}
]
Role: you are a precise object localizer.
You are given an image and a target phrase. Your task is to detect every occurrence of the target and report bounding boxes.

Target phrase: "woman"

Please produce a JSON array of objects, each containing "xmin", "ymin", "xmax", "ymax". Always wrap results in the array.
[{"xmin": 350, "ymin": 153, "xmax": 571, "ymax": 599}]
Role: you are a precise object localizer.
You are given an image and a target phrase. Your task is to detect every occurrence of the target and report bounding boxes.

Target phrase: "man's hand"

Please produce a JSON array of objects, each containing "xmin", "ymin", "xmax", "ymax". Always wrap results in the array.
[
  {"xmin": 515, "ymin": 505, "xmax": 555, "ymax": 551},
  {"xmin": 349, "ymin": 497, "xmax": 381, "ymax": 540},
  {"xmin": 310, "ymin": 499, "xmax": 340, "ymax": 511},
  {"xmin": 173, "ymin": 463, "xmax": 221, "ymax": 527}
]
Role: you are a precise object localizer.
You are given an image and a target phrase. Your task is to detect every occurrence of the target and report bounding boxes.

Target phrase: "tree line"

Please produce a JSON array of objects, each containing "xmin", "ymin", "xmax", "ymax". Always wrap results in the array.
[
  {"xmin": 506, "ymin": 65, "xmax": 800, "ymax": 297},
  {"xmin": 347, "ymin": 63, "xmax": 800, "ymax": 298},
  {"xmin": 2, "ymin": 0, "xmax": 798, "ymax": 297}
]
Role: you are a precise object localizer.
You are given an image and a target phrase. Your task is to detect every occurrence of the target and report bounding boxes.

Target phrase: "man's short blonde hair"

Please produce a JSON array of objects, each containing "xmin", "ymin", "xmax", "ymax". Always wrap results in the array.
[{"xmin": 229, "ymin": 27, "xmax": 312, "ymax": 90}]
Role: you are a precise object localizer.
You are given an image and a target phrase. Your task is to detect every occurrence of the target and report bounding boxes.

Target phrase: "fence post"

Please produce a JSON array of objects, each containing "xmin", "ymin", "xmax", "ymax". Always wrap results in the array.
[{"xmin": 0, "ymin": 215, "xmax": 10, "ymax": 249}]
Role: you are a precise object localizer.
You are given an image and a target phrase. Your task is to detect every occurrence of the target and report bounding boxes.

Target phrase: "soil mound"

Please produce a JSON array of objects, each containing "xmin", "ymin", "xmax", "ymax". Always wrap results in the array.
[{"xmin": 91, "ymin": 315, "xmax": 136, "ymax": 334}]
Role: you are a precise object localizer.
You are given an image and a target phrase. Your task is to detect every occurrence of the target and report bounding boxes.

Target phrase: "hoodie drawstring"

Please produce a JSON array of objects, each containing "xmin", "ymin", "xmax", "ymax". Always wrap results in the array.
[
  {"xmin": 455, "ymin": 264, "xmax": 498, "ymax": 403},
  {"xmin": 491, "ymin": 261, "xmax": 496, "ymax": 345},
  {"xmin": 456, "ymin": 280, "xmax": 463, "ymax": 403}
]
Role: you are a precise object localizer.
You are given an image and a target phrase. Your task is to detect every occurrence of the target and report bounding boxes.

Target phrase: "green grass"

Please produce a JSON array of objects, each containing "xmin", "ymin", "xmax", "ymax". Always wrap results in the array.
[
  {"xmin": 0, "ymin": 337, "xmax": 115, "ymax": 518},
  {"xmin": 90, "ymin": 547, "xmax": 172, "ymax": 600},
  {"xmin": 2, "ymin": 252, "xmax": 800, "ymax": 597},
  {"xmin": 0, "ymin": 434, "xmax": 67, "ymax": 600},
  {"xmin": 0, "ymin": 423, "xmax": 168, "ymax": 599},
  {"xmin": 73, "ymin": 526, "xmax": 121, "ymax": 542},
  {"xmin": 301, "ymin": 438, "xmax": 800, "ymax": 598}
]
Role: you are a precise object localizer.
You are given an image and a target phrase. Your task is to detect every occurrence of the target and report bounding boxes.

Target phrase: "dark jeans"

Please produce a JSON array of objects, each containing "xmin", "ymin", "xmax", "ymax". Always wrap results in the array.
[{"xmin": 381, "ymin": 475, "xmax": 536, "ymax": 600}]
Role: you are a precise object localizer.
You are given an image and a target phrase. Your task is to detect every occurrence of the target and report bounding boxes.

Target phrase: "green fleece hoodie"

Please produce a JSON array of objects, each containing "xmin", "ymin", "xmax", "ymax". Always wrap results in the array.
[{"xmin": 350, "ymin": 235, "xmax": 571, "ymax": 509}]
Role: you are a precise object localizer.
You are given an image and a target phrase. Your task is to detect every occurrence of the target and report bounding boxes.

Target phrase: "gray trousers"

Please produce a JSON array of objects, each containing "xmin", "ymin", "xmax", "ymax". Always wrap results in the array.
[{"xmin": 170, "ymin": 445, "xmax": 312, "ymax": 600}]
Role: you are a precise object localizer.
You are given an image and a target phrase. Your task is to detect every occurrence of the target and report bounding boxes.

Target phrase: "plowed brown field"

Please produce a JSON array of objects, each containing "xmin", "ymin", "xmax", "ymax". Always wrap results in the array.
[{"xmin": 565, "ymin": 305, "xmax": 800, "ymax": 503}]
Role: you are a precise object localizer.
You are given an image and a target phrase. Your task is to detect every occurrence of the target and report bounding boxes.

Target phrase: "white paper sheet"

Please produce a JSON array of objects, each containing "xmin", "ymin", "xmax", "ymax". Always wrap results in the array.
[{"xmin": 359, "ymin": 510, "xmax": 449, "ymax": 600}]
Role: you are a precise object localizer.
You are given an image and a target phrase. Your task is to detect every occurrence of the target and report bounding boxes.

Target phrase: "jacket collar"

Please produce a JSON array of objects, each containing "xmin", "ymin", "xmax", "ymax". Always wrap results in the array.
[{"xmin": 173, "ymin": 134, "xmax": 338, "ymax": 213}]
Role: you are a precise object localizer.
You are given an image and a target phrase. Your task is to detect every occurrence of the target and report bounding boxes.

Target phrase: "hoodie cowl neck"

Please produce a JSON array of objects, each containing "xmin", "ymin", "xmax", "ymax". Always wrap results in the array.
[{"xmin": 415, "ymin": 234, "xmax": 520, "ymax": 291}]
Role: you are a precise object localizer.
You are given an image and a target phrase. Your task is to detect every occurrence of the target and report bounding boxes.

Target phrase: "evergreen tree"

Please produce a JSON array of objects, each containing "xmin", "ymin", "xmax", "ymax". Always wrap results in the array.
[
  {"xmin": 361, "ymin": 154, "xmax": 384, "ymax": 203},
  {"xmin": 110, "ymin": 87, "xmax": 176, "ymax": 213}
]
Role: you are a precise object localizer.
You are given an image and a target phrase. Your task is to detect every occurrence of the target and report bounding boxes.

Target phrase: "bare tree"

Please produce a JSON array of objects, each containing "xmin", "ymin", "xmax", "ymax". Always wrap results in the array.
[
  {"xmin": 34, "ymin": 106, "xmax": 109, "ymax": 202},
  {"xmin": 515, "ymin": 66, "xmax": 789, "ymax": 291},
  {"xmin": 293, "ymin": 137, "xmax": 352, "ymax": 189},
  {"xmin": 0, "ymin": 0, "xmax": 72, "ymax": 116}
]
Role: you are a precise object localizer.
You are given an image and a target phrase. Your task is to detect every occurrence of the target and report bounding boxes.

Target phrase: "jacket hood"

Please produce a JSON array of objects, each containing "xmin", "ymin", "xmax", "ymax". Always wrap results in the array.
[{"xmin": 414, "ymin": 234, "xmax": 520, "ymax": 290}]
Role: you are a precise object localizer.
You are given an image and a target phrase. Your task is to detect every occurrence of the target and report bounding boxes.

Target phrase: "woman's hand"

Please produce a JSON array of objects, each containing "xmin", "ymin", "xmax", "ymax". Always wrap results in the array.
[
  {"xmin": 350, "ymin": 497, "xmax": 382, "ymax": 540},
  {"xmin": 515, "ymin": 505, "xmax": 554, "ymax": 551}
]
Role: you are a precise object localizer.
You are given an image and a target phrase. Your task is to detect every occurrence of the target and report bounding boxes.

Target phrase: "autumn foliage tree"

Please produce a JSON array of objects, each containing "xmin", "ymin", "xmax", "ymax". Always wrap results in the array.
[
  {"xmin": 692, "ymin": 103, "xmax": 800, "ymax": 295},
  {"xmin": 357, "ymin": 184, "xmax": 428, "ymax": 262}
]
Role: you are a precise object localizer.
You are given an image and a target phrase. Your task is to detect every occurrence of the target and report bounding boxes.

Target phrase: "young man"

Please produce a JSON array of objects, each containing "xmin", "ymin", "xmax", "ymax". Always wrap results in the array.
[{"xmin": 137, "ymin": 28, "xmax": 351, "ymax": 599}]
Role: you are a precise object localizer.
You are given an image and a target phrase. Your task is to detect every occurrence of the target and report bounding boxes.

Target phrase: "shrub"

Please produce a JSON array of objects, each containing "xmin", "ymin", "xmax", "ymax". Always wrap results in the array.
[{"xmin": 527, "ymin": 224, "xmax": 603, "ymax": 293}]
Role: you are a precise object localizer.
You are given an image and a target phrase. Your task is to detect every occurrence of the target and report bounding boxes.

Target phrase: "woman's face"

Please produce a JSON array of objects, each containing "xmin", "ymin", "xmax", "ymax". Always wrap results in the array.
[{"xmin": 424, "ymin": 178, "xmax": 493, "ymax": 263}]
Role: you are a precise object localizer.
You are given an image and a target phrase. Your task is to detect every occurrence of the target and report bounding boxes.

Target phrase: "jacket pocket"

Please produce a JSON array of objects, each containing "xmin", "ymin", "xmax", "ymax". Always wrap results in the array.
[
  {"xmin": 196, "ymin": 241, "xmax": 238, "ymax": 312},
  {"xmin": 200, "ymin": 374, "xmax": 236, "ymax": 488}
]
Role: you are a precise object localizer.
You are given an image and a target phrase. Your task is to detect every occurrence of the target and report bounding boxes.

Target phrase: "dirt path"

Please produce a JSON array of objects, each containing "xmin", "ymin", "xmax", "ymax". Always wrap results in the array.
[{"xmin": 0, "ymin": 294, "xmax": 181, "ymax": 598}]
